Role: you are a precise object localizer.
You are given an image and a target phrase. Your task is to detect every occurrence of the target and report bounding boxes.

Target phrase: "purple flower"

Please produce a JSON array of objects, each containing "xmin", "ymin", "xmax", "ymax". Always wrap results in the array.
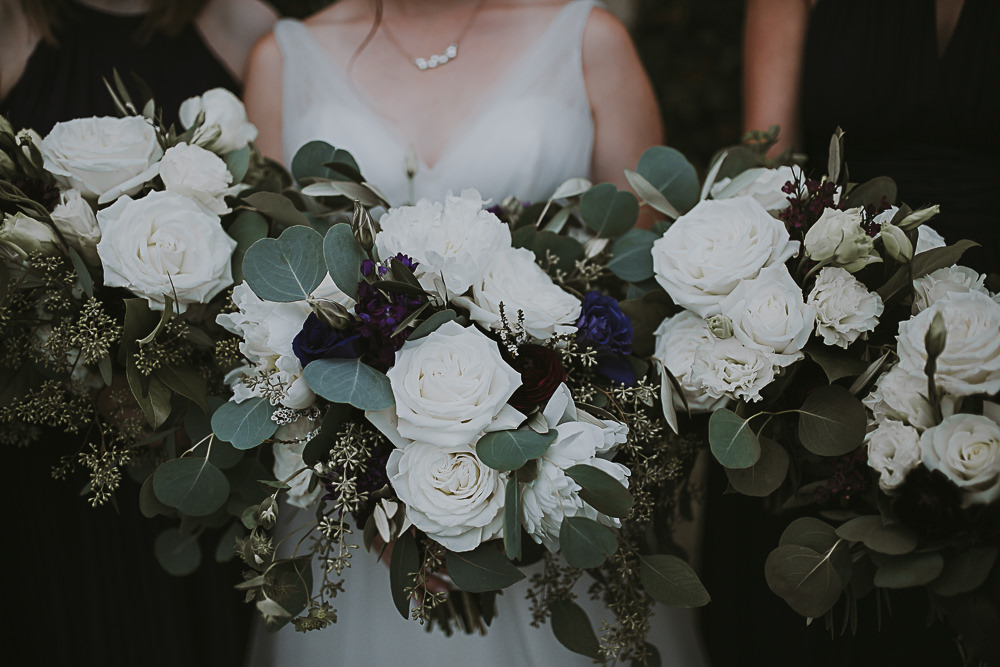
[
  {"xmin": 576, "ymin": 291, "xmax": 636, "ymax": 385},
  {"xmin": 354, "ymin": 254, "xmax": 425, "ymax": 371},
  {"xmin": 292, "ymin": 313, "xmax": 362, "ymax": 367}
]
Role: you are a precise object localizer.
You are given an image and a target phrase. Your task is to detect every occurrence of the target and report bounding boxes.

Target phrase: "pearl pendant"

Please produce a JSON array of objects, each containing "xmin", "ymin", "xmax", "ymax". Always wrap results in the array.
[{"xmin": 414, "ymin": 43, "xmax": 459, "ymax": 71}]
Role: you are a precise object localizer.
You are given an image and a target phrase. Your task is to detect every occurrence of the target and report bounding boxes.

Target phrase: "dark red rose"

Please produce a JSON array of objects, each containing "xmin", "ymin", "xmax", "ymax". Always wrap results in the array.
[{"xmin": 508, "ymin": 344, "xmax": 566, "ymax": 412}]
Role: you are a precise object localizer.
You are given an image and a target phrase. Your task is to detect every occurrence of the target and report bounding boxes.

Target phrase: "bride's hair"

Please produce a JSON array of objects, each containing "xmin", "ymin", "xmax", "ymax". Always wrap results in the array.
[
  {"xmin": 348, "ymin": 0, "xmax": 384, "ymax": 73},
  {"xmin": 20, "ymin": 0, "xmax": 209, "ymax": 44}
]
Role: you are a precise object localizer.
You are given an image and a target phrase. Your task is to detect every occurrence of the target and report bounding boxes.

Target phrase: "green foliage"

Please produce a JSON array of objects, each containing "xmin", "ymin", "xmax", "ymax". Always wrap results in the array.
[
  {"xmin": 638, "ymin": 554, "xmax": 711, "ymax": 608},
  {"xmin": 302, "ymin": 402, "xmax": 354, "ymax": 466},
  {"xmin": 634, "ymin": 146, "xmax": 700, "ymax": 214},
  {"xmin": 261, "ymin": 557, "xmax": 314, "ymax": 631},
  {"xmin": 243, "ymin": 191, "xmax": 311, "ymax": 227},
  {"xmin": 836, "ymin": 515, "xmax": 918, "ymax": 556},
  {"xmin": 619, "ymin": 290, "xmax": 673, "ymax": 358},
  {"xmin": 559, "ymin": 516, "xmax": 618, "ymax": 569},
  {"xmin": 225, "ymin": 145, "xmax": 251, "ymax": 182},
  {"xmin": 550, "ymin": 600, "xmax": 601, "ymax": 659},
  {"xmin": 408, "ymin": 309, "xmax": 458, "ymax": 340},
  {"xmin": 323, "ymin": 223, "xmax": 364, "ymax": 300},
  {"xmin": 446, "ymin": 544, "xmax": 525, "ymax": 593},
  {"xmin": 243, "ymin": 224, "xmax": 326, "ymax": 302},
  {"xmin": 608, "ymin": 229, "xmax": 658, "ymax": 282},
  {"xmin": 211, "ymin": 397, "xmax": 278, "ymax": 450},
  {"xmin": 504, "ymin": 477, "xmax": 522, "ymax": 562},
  {"xmin": 877, "ymin": 240, "xmax": 980, "ymax": 302},
  {"xmin": 708, "ymin": 408, "xmax": 761, "ymax": 469},
  {"xmin": 154, "ymin": 529, "xmax": 202, "ymax": 576},
  {"xmin": 797, "ymin": 385, "xmax": 866, "ymax": 457},
  {"xmin": 804, "ymin": 344, "xmax": 869, "ymax": 384},
  {"xmin": 291, "ymin": 141, "xmax": 361, "ymax": 182},
  {"xmin": 228, "ymin": 210, "xmax": 269, "ymax": 284},
  {"xmin": 841, "ymin": 176, "xmax": 897, "ymax": 210},
  {"xmin": 929, "ymin": 547, "xmax": 999, "ymax": 596},
  {"xmin": 724, "ymin": 437, "xmax": 789, "ymax": 497},
  {"xmin": 565, "ymin": 464, "xmax": 634, "ymax": 518},
  {"xmin": 216, "ymin": 522, "xmax": 244, "ymax": 563},
  {"xmin": 152, "ymin": 457, "xmax": 231, "ymax": 516},
  {"xmin": 579, "ymin": 183, "xmax": 639, "ymax": 238},
  {"xmin": 302, "ymin": 358, "xmax": 395, "ymax": 410},
  {"xmin": 390, "ymin": 531, "xmax": 419, "ymax": 619},
  {"xmin": 476, "ymin": 428, "xmax": 556, "ymax": 471},
  {"xmin": 873, "ymin": 552, "xmax": 945, "ymax": 589}
]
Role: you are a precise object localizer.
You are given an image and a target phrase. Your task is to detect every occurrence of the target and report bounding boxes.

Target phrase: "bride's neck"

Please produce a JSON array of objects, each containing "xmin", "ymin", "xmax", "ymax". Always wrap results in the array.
[{"xmin": 378, "ymin": 0, "xmax": 483, "ymax": 18}]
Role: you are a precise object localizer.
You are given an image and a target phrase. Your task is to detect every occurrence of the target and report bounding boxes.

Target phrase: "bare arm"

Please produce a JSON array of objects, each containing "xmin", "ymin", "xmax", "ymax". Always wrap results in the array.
[
  {"xmin": 196, "ymin": 0, "xmax": 279, "ymax": 84},
  {"xmin": 243, "ymin": 31, "xmax": 284, "ymax": 162},
  {"xmin": 0, "ymin": 1, "xmax": 39, "ymax": 102},
  {"xmin": 582, "ymin": 7, "xmax": 663, "ymax": 228},
  {"xmin": 743, "ymin": 0, "xmax": 812, "ymax": 154}
]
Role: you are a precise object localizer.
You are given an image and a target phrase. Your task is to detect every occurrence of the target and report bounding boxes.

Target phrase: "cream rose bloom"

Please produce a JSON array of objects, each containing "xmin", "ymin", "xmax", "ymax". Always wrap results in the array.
[
  {"xmin": 865, "ymin": 419, "xmax": 922, "ymax": 493},
  {"xmin": 911, "ymin": 265, "xmax": 989, "ymax": 314},
  {"xmin": 915, "ymin": 225, "xmax": 947, "ymax": 254},
  {"xmin": 41, "ymin": 116, "xmax": 162, "ymax": 202},
  {"xmin": 653, "ymin": 311, "xmax": 729, "ymax": 413},
  {"xmin": 387, "ymin": 441, "xmax": 506, "ymax": 552},
  {"xmin": 710, "ymin": 165, "xmax": 796, "ymax": 211},
  {"xmin": 159, "ymin": 142, "xmax": 240, "ymax": 215},
  {"xmin": 0, "ymin": 212, "xmax": 62, "ymax": 260},
  {"xmin": 807, "ymin": 267, "xmax": 884, "ymax": 348},
  {"xmin": 803, "ymin": 207, "xmax": 881, "ymax": 273},
  {"xmin": 921, "ymin": 414, "xmax": 1000, "ymax": 506},
  {"xmin": 375, "ymin": 189, "xmax": 512, "ymax": 297},
  {"xmin": 50, "ymin": 188, "xmax": 101, "ymax": 264},
  {"xmin": 863, "ymin": 365, "xmax": 955, "ymax": 431},
  {"xmin": 690, "ymin": 337, "xmax": 778, "ymax": 403},
  {"xmin": 179, "ymin": 88, "xmax": 258, "ymax": 154},
  {"xmin": 651, "ymin": 197, "xmax": 799, "ymax": 317},
  {"xmin": 896, "ymin": 291, "xmax": 1000, "ymax": 397}
]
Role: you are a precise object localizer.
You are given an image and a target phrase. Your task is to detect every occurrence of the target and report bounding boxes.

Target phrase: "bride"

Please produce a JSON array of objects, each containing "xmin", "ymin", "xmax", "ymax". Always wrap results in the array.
[{"xmin": 243, "ymin": 1, "xmax": 708, "ymax": 664}]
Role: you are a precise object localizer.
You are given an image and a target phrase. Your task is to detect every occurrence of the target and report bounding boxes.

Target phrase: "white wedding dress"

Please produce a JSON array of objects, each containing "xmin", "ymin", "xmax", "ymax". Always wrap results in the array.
[{"xmin": 246, "ymin": 2, "xmax": 709, "ymax": 665}]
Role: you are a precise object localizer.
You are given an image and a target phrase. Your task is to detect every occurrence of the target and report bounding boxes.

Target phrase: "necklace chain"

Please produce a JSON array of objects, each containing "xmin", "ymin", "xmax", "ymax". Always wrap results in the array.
[{"xmin": 380, "ymin": 0, "xmax": 488, "ymax": 71}]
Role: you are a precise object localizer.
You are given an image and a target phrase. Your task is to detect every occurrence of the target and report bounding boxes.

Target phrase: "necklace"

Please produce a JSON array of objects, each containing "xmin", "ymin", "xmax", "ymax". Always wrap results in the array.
[{"xmin": 380, "ymin": 0, "xmax": 488, "ymax": 71}]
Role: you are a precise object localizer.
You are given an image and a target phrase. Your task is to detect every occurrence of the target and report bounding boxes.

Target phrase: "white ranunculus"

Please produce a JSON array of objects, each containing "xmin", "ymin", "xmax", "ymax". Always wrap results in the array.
[
  {"xmin": 0, "ymin": 212, "xmax": 62, "ymax": 260},
  {"xmin": 452, "ymin": 247, "xmax": 581, "ymax": 340},
  {"xmin": 807, "ymin": 267, "xmax": 884, "ymax": 348},
  {"xmin": 652, "ymin": 311, "xmax": 729, "ymax": 413},
  {"xmin": 921, "ymin": 413, "xmax": 1000, "ymax": 506},
  {"xmin": 650, "ymin": 197, "xmax": 799, "ymax": 317},
  {"xmin": 865, "ymin": 419, "xmax": 921, "ymax": 492},
  {"xmin": 159, "ymin": 142, "xmax": 240, "ymax": 215},
  {"xmin": 911, "ymin": 265, "xmax": 989, "ymax": 314},
  {"xmin": 387, "ymin": 441, "xmax": 505, "ymax": 552},
  {"xmin": 96, "ymin": 191, "xmax": 235, "ymax": 312},
  {"xmin": 384, "ymin": 321, "xmax": 522, "ymax": 448},
  {"xmin": 520, "ymin": 421, "xmax": 630, "ymax": 552},
  {"xmin": 179, "ymin": 88, "xmax": 258, "ymax": 154},
  {"xmin": 375, "ymin": 189, "xmax": 512, "ymax": 297},
  {"xmin": 273, "ymin": 416, "xmax": 322, "ymax": 508},
  {"xmin": 689, "ymin": 337, "xmax": 778, "ymax": 403},
  {"xmin": 41, "ymin": 116, "xmax": 162, "ymax": 202},
  {"xmin": 915, "ymin": 225, "xmax": 947, "ymax": 254},
  {"xmin": 720, "ymin": 264, "xmax": 815, "ymax": 366},
  {"xmin": 803, "ymin": 207, "xmax": 881, "ymax": 273},
  {"xmin": 710, "ymin": 165, "xmax": 796, "ymax": 211},
  {"xmin": 862, "ymin": 365, "xmax": 954, "ymax": 431},
  {"xmin": 50, "ymin": 188, "xmax": 101, "ymax": 264},
  {"xmin": 896, "ymin": 291, "xmax": 1000, "ymax": 397}
]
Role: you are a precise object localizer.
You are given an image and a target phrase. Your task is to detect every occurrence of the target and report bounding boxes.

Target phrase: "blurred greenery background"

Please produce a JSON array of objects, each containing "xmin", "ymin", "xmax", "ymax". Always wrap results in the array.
[{"xmin": 268, "ymin": 0, "xmax": 745, "ymax": 172}]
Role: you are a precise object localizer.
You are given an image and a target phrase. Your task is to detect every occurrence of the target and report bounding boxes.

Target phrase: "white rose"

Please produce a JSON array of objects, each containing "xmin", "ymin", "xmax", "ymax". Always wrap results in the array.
[
  {"xmin": 915, "ymin": 225, "xmax": 947, "ymax": 254},
  {"xmin": 0, "ymin": 212, "xmax": 62, "ymax": 260},
  {"xmin": 653, "ymin": 311, "xmax": 728, "ymax": 413},
  {"xmin": 159, "ymin": 142, "xmax": 240, "ymax": 215},
  {"xmin": 41, "ymin": 116, "xmax": 162, "ymax": 202},
  {"xmin": 382, "ymin": 321, "xmax": 522, "ymax": 448},
  {"xmin": 50, "ymin": 189, "xmax": 101, "ymax": 264},
  {"xmin": 273, "ymin": 415, "xmax": 322, "ymax": 508},
  {"xmin": 896, "ymin": 291, "xmax": 1000, "ymax": 396},
  {"xmin": 453, "ymin": 247, "xmax": 581, "ymax": 340},
  {"xmin": 803, "ymin": 207, "xmax": 881, "ymax": 272},
  {"xmin": 689, "ymin": 337, "xmax": 778, "ymax": 403},
  {"xmin": 520, "ymin": 421, "xmax": 630, "ymax": 552},
  {"xmin": 96, "ymin": 190, "xmax": 235, "ymax": 312},
  {"xmin": 807, "ymin": 267, "xmax": 884, "ymax": 348},
  {"xmin": 863, "ymin": 365, "xmax": 956, "ymax": 431},
  {"xmin": 921, "ymin": 414, "xmax": 1000, "ymax": 506},
  {"xmin": 387, "ymin": 441, "xmax": 505, "ymax": 552},
  {"xmin": 710, "ymin": 165, "xmax": 796, "ymax": 211},
  {"xmin": 911, "ymin": 265, "xmax": 989, "ymax": 314},
  {"xmin": 375, "ymin": 189, "xmax": 512, "ymax": 297},
  {"xmin": 651, "ymin": 197, "xmax": 799, "ymax": 317},
  {"xmin": 179, "ymin": 88, "xmax": 258, "ymax": 154},
  {"xmin": 865, "ymin": 419, "xmax": 921, "ymax": 492}
]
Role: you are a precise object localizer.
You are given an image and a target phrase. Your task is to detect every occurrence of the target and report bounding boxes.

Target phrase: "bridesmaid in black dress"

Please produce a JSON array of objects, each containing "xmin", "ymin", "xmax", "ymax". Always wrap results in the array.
[{"xmin": 0, "ymin": 2, "xmax": 275, "ymax": 665}]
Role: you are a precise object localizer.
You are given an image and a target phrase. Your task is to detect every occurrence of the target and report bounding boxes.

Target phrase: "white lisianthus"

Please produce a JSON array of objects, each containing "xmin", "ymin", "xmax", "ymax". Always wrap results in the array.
[
  {"xmin": 650, "ymin": 197, "xmax": 799, "ymax": 317},
  {"xmin": 911, "ymin": 265, "xmax": 989, "ymax": 314},
  {"xmin": 807, "ymin": 267, "xmax": 884, "ymax": 348},
  {"xmin": 520, "ymin": 421, "xmax": 630, "ymax": 552},
  {"xmin": 179, "ymin": 88, "xmax": 258, "ymax": 154},
  {"xmin": 915, "ymin": 225, "xmax": 947, "ymax": 254},
  {"xmin": 50, "ymin": 189, "xmax": 101, "ymax": 264},
  {"xmin": 652, "ymin": 311, "xmax": 729, "ymax": 413},
  {"xmin": 41, "ymin": 116, "xmax": 162, "ymax": 202},
  {"xmin": 803, "ymin": 207, "xmax": 881, "ymax": 273},
  {"xmin": 375, "ymin": 189, "xmax": 512, "ymax": 296},
  {"xmin": 273, "ymin": 415, "xmax": 322, "ymax": 508},
  {"xmin": 453, "ymin": 247, "xmax": 581, "ymax": 340},
  {"xmin": 865, "ymin": 419, "xmax": 922, "ymax": 493},
  {"xmin": 0, "ymin": 212, "xmax": 62, "ymax": 260},
  {"xmin": 710, "ymin": 165, "xmax": 796, "ymax": 211},
  {"xmin": 383, "ymin": 321, "xmax": 522, "ymax": 448},
  {"xmin": 896, "ymin": 291, "xmax": 1000, "ymax": 397},
  {"xmin": 387, "ymin": 441, "xmax": 505, "ymax": 552},
  {"xmin": 689, "ymin": 337, "xmax": 778, "ymax": 403},
  {"xmin": 863, "ymin": 365, "xmax": 956, "ymax": 431},
  {"xmin": 96, "ymin": 191, "xmax": 235, "ymax": 312},
  {"xmin": 159, "ymin": 142, "xmax": 240, "ymax": 215},
  {"xmin": 921, "ymin": 414, "xmax": 1000, "ymax": 506}
]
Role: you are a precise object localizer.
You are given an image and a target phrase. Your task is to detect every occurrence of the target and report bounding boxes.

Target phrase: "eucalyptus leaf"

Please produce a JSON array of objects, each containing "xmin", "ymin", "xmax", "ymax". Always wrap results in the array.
[
  {"xmin": 836, "ymin": 515, "xmax": 918, "ymax": 556},
  {"xmin": 263, "ymin": 557, "xmax": 313, "ymax": 623},
  {"xmin": 243, "ymin": 191, "xmax": 310, "ymax": 227},
  {"xmin": 243, "ymin": 225, "xmax": 326, "ymax": 302},
  {"xmin": 798, "ymin": 385, "xmax": 867, "ymax": 456},
  {"xmin": 215, "ymin": 521, "xmax": 244, "ymax": 563},
  {"xmin": 765, "ymin": 544, "xmax": 846, "ymax": 618},
  {"xmin": 528, "ymin": 230, "xmax": 586, "ymax": 274},
  {"xmin": 550, "ymin": 600, "xmax": 601, "ymax": 659},
  {"xmin": 139, "ymin": 474, "xmax": 172, "ymax": 518},
  {"xmin": 125, "ymin": 362, "xmax": 173, "ymax": 429},
  {"xmin": 725, "ymin": 436, "xmax": 789, "ymax": 497},
  {"xmin": 225, "ymin": 146, "xmax": 250, "ymax": 182},
  {"xmin": 476, "ymin": 429, "xmax": 556, "ymax": 471},
  {"xmin": 635, "ymin": 146, "xmax": 700, "ymax": 214},
  {"xmin": 842, "ymin": 176, "xmax": 897, "ymax": 210},
  {"xmin": 65, "ymin": 245, "xmax": 93, "ymax": 297},
  {"xmin": 211, "ymin": 397, "xmax": 278, "ymax": 450},
  {"xmin": 873, "ymin": 552, "xmax": 945, "ymax": 589},
  {"xmin": 323, "ymin": 223, "xmax": 364, "ymax": 300},
  {"xmin": 409, "ymin": 309, "xmax": 458, "ymax": 340},
  {"xmin": 608, "ymin": 228, "xmax": 658, "ymax": 282},
  {"xmin": 805, "ymin": 344, "xmax": 869, "ymax": 384},
  {"xmin": 712, "ymin": 167, "xmax": 769, "ymax": 200},
  {"xmin": 559, "ymin": 516, "xmax": 618, "ymax": 569},
  {"xmin": 154, "ymin": 529, "xmax": 202, "ymax": 576},
  {"xmin": 549, "ymin": 177, "xmax": 593, "ymax": 200},
  {"xmin": 579, "ymin": 183, "xmax": 640, "ymax": 238},
  {"xmin": 848, "ymin": 351, "xmax": 891, "ymax": 396},
  {"xmin": 446, "ymin": 544, "xmax": 525, "ymax": 593},
  {"xmin": 877, "ymin": 240, "xmax": 979, "ymax": 302},
  {"xmin": 504, "ymin": 477, "xmax": 522, "ymax": 562},
  {"xmin": 778, "ymin": 517, "xmax": 840, "ymax": 554},
  {"xmin": 541, "ymin": 206, "xmax": 573, "ymax": 234},
  {"xmin": 699, "ymin": 150, "xmax": 728, "ymax": 201},
  {"xmin": 624, "ymin": 168, "xmax": 681, "ymax": 218},
  {"xmin": 302, "ymin": 402, "xmax": 354, "ymax": 466},
  {"xmin": 639, "ymin": 554, "xmax": 711, "ymax": 607},
  {"xmin": 928, "ymin": 547, "xmax": 998, "ymax": 596},
  {"xmin": 303, "ymin": 358, "xmax": 394, "ymax": 410},
  {"xmin": 708, "ymin": 408, "xmax": 761, "ymax": 469},
  {"xmin": 187, "ymin": 398, "xmax": 243, "ymax": 470},
  {"xmin": 291, "ymin": 141, "xmax": 361, "ymax": 182},
  {"xmin": 152, "ymin": 457, "xmax": 230, "ymax": 516},
  {"xmin": 390, "ymin": 530, "xmax": 419, "ymax": 619},
  {"xmin": 155, "ymin": 364, "xmax": 208, "ymax": 413},
  {"xmin": 228, "ymin": 210, "xmax": 269, "ymax": 284},
  {"xmin": 565, "ymin": 464, "xmax": 634, "ymax": 518},
  {"xmin": 301, "ymin": 180, "xmax": 389, "ymax": 208}
]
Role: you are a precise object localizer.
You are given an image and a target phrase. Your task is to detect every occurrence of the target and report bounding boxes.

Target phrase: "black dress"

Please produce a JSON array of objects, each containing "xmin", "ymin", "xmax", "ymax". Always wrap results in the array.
[{"xmin": 2, "ymin": 5, "xmax": 250, "ymax": 666}]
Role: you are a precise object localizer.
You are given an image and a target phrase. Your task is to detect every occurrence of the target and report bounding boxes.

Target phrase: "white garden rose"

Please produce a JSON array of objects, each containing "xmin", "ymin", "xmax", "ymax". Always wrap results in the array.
[
  {"xmin": 0, "ymin": 212, "xmax": 62, "ymax": 259},
  {"xmin": 159, "ymin": 142, "xmax": 240, "ymax": 215},
  {"xmin": 50, "ymin": 188, "xmax": 101, "ymax": 264},
  {"xmin": 41, "ymin": 116, "xmax": 162, "ymax": 202},
  {"xmin": 862, "ymin": 365, "xmax": 955, "ymax": 431},
  {"xmin": 651, "ymin": 197, "xmax": 799, "ymax": 316},
  {"xmin": 453, "ymin": 247, "xmax": 581, "ymax": 340},
  {"xmin": 179, "ymin": 88, "xmax": 258, "ymax": 154},
  {"xmin": 896, "ymin": 291, "xmax": 1000, "ymax": 396},
  {"xmin": 803, "ymin": 207, "xmax": 881, "ymax": 272},
  {"xmin": 807, "ymin": 267, "xmax": 884, "ymax": 348},
  {"xmin": 387, "ymin": 441, "xmax": 505, "ymax": 552},
  {"xmin": 915, "ymin": 225, "xmax": 947, "ymax": 254},
  {"xmin": 383, "ymin": 321, "xmax": 522, "ymax": 448},
  {"xmin": 375, "ymin": 189, "xmax": 512, "ymax": 296},
  {"xmin": 273, "ymin": 415, "xmax": 322, "ymax": 509},
  {"xmin": 96, "ymin": 190, "xmax": 235, "ymax": 312},
  {"xmin": 921, "ymin": 414, "xmax": 1000, "ymax": 506},
  {"xmin": 911, "ymin": 265, "xmax": 989, "ymax": 314},
  {"xmin": 689, "ymin": 337, "xmax": 778, "ymax": 403},
  {"xmin": 710, "ymin": 165, "xmax": 796, "ymax": 211},
  {"xmin": 720, "ymin": 264, "xmax": 815, "ymax": 366},
  {"xmin": 865, "ymin": 419, "xmax": 921, "ymax": 493},
  {"xmin": 652, "ymin": 311, "xmax": 729, "ymax": 413}
]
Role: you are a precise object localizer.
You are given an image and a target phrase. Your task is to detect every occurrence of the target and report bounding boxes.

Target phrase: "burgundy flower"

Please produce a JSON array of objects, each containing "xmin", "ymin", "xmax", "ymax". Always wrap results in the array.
[{"xmin": 508, "ymin": 344, "xmax": 566, "ymax": 412}]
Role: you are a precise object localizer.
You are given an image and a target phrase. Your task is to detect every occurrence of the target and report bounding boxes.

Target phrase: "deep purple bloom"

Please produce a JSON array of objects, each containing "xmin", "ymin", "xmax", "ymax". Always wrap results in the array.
[
  {"xmin": 508, "ymin": 344, "xmax": 567, "ymax": 412},
  {"xmin": 576, "ymin": 291, "xmax": 635, "ymax": 385},
  {"xmin": 292, "ymin": 313, "xmax": 363, "ymax": 366},
  {"xmin": 354, "ymin": 254, "xmax": 425, "ymax": 371}
]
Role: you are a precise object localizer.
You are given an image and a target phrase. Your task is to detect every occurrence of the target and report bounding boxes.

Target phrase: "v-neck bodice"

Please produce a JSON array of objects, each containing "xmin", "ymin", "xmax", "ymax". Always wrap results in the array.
[{"xmin": 275, "ymin": 0, "xmax": 597, "ymax": 205}]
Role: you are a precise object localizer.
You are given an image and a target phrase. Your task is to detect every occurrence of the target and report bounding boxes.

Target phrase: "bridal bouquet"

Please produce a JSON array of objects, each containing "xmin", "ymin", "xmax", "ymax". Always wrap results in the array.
[{"xmin": 214, "ymin": 142, "xmax": 708, "ymax": 665}]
